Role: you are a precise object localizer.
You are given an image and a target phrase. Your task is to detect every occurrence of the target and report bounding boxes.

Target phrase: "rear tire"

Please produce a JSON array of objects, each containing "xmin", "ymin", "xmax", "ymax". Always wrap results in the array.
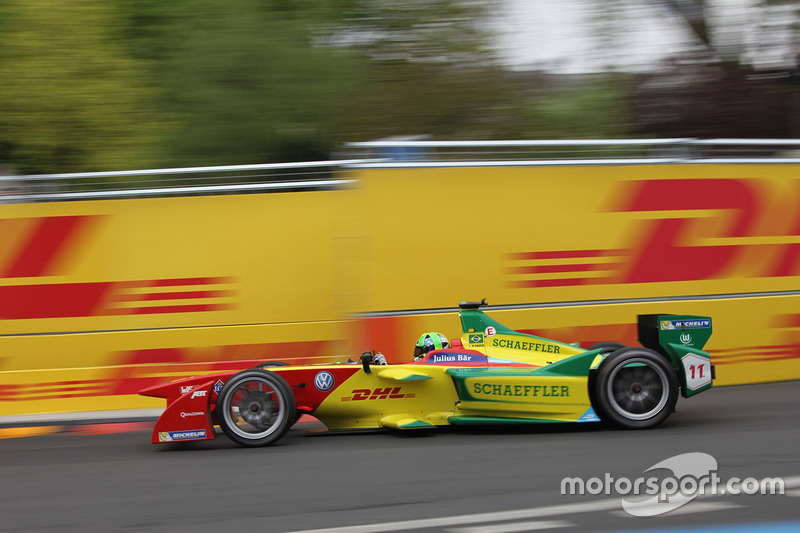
[
  {"xmin": 592, "ymin": 347, "xmax": 678, "ymax": 429},
  {"xmin": 588, "ymin": 341, "xmax": 626, "ymax": 354},
  {"xmin": 216, "ymin": 369, "xmax": 296, "ymax": 447}
]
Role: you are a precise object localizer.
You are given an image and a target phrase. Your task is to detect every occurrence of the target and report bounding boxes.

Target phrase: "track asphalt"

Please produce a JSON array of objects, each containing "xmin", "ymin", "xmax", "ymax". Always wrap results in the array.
[{"xmin": 0, "ymin": 381, "xmax": 798, "ymax": 532}]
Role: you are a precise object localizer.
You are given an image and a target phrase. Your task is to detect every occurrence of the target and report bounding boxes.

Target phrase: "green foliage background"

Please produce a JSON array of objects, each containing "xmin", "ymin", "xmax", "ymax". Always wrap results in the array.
[
  {"xmin": 0, "ymin": 0, "xmax": 164, "ymax": 174},
  {"xmin": 0, "ymin": 0, "xmax": 636, "ymax": 174}
]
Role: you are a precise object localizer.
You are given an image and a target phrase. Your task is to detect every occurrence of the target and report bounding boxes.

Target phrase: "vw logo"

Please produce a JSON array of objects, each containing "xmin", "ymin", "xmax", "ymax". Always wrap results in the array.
[
  {"xmin": 680, "ymin": 333, "xmax": 692, "ymax": 345},
  {"xmin": 314, "ymin": 371, "xmax": 335, "ymax": 392}
]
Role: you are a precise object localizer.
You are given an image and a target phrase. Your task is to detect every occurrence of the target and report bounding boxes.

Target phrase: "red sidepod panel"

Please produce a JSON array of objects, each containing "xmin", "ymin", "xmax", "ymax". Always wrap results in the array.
[{"xmin": 271, "ymin": 366, "xmax": 359, "ymax": 407}]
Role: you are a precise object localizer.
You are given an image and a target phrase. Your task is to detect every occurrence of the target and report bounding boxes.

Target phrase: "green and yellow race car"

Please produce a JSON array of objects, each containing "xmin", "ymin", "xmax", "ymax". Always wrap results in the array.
[{"xmin": 141, "ymin": 300, "xmax": 714, "ymax": 447}]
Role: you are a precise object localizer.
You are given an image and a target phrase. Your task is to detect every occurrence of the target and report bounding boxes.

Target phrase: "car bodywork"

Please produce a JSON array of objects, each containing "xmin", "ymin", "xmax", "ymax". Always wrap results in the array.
[{"xmin": 140, "ymin": 301, "xmax": 714, "ymax": 446}]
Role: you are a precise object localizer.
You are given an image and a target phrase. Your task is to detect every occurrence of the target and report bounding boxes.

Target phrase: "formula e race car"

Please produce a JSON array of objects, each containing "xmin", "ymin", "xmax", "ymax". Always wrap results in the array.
[{"xmin": 140, "ymin": 301, "xmax": 714, "ymax": 447}]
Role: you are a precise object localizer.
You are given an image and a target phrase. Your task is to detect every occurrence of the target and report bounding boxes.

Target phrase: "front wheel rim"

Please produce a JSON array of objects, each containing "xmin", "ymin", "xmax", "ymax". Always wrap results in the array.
[
  {"xmin": 221, "ymin": 377, "xmax": 286, "ymax": 440},
  {"xmin": 606, "ymin": 358, "xmax": 670, "ymax": 421}
]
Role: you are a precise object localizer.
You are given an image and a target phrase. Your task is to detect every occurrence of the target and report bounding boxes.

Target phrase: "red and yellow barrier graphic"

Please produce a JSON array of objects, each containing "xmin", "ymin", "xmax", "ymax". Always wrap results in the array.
[
  {"xmin": 509, "ymin": 176, "xmax": 800, "ymax": 288},
  {"xmin": 353, "ymin": 165, "xmax": 800, "ymax": 310},
  {"xmin": 0, "ymin": 215, "xmax": 96, "ymax": 278},
  {"xmin": 0, "ymin": 275, "xmax": 236, "ymax": 320},
  {"xmin": 0, "ymin": 192, "xmax": 347, "ymax": 336},
  {"xmin": 0, "ymin": 320, "xmax": 349, "ymax": 415},
  {"xmin": 342, "ymin": 164, "xmax": 800, "ymax": 386},
  {"xmin": 2, "ymin": 164, "xmax": 800, "ymax": 417}
]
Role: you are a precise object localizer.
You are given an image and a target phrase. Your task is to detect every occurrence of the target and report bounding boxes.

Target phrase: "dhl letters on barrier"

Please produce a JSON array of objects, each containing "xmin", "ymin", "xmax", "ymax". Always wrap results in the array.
[
  {"xmin": 1, "ymin": 164, "xmax": 799, "ymax": 415},
  {"xmin": 353, "ymin": 165, "xmax": 800, "ymax": 309},
  {"xmin": 0, "ymin": 191, "xmax": 356, "ymax": 414},
  {"xmin": 0, "ymin": 192, "xmax": 344, "ymax": 334}
]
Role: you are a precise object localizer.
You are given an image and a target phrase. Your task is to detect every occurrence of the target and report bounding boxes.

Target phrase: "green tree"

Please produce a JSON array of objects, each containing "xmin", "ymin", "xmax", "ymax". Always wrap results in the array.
[
  {"xmin": 0, "ymin": 0, "xmax": 640, "ymax": 175},
  {"xmin": 0, "ymin": 0, "xmax": 165, "ymax": 174},
  {"xmin": 324, "ymin": 0, "xmax": 512, "ymax": 140},
  {"xmin": 121, "ymin": 0, "xmax": 368, "ymax": 166},
  {"xmin": 123, "ymin": 0, "xmax": 513, "ymax": 164},
  {"xmin": 512, "ymin": 74, "xmax": 635, "ymax": 140}
]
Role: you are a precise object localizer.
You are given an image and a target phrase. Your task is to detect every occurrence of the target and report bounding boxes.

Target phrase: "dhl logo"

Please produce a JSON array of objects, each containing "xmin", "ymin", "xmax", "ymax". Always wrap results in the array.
[
  {"xmin": 103, "ymin": 277, "xmax": 236, "ymax": 316},
  {"xmin": 341, "ymin": 387, "xmax": 415, "ymax": 401},
  {"xmin": 0, "ymin": 215, "xmax": 237, "ymax": 320},
  {"xmin": 0, "ymin": 215, "xmax": 95, "ymax": 278},
  {"xmin": 0, "ymin": 277, "xmax": 237, "ymax": 320},
  {"xmin": 509, "ymin": 178, "xmax": 800, "ymax": 288},
  {"xmin": 0, "ymin": 379, "xmax": 113, "ymax": 402}
]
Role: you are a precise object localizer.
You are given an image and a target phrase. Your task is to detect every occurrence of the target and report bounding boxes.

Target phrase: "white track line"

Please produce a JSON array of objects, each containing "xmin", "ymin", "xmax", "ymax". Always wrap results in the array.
[
  {"xmin": 288, "ymin": 474, "xmax": 800, "ymax": 533},
  {"xmin": 446, "ymin": 519, "xmax": 573, "ymax": 533},
  {"xmin": 610, "ymin": 501, "xmax": 743, "ymax": 518},
  {"xmin": 286, "ymin": 499, "xmax": 619, "ymax": 533}
]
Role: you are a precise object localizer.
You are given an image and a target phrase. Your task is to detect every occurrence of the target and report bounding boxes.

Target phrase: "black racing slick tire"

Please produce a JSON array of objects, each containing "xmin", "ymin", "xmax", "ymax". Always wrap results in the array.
[
  {"xmin": 587, "ymin": 341, "xmax": 626, "ymax": 354},
  {"xmin": 592, "ymin": 347, "xmax": 678, "ymax": 429},
  {"xmin": 216, "ymin": 369, "xmax": 296, "ymax": 447}
]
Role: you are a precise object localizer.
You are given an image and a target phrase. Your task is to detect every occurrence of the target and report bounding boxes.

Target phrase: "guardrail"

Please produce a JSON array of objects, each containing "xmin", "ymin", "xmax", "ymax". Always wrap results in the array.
[
  {"xmin": 3, "ymin": 139, "xmax": 800, "ymax": 203},
  {"xmin": 344, "ymin": 138, "xmax": 800, "ymax": 167},
  {"xmin": 0, "ymin": 160, "xmax": 370, "ymax": 204}
]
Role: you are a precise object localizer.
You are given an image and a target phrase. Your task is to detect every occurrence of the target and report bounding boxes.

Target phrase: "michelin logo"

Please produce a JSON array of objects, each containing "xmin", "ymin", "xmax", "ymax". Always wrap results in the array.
[
  {"xmin": 158, "ymin": 430, "xmax": 207, "ymax": 442},
  {"xmin": 661, "ymin": 319, "xmax": 711, "ymax": 331}
]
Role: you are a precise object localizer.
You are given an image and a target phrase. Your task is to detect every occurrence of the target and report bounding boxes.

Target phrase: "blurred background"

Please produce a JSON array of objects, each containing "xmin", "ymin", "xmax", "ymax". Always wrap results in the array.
[
  {"xmin": 0, "ymin": 0, "xmax": 797, "ymax": 176},
  {"xmin": 2, "ymin": 5, "xmax": 799, "ymax": 532},
  {"xmin": 1, "ymin": 1, "xmax": 800, "ymax": 417}
]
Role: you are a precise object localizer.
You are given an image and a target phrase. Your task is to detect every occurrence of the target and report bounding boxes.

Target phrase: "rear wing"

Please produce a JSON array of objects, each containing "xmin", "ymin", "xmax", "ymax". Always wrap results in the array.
[{"xmin": 638, "ymin": 314, "xmax": 714, "ymax": 397}]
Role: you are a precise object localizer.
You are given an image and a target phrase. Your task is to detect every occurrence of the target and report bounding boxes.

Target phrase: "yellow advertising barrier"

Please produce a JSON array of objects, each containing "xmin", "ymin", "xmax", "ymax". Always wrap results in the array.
[
  {"xmin": 2, "ymin": 163, "xmax": 800, "ymax": 416},
  {"xmin": 342, "ymin": 163, "xmax": 800, "ymax": 389},
  {"xmin": 0, "ymin": 320, "xmax": 350, "ymax": 415},
  {"xmin": 0, "ymin": 191, "xmax": 348, "ymax": 336},
  {"xmin": 0, "ymin": 189, "xmax": 362, "ymax": 415},
  {"xmin": 352, "ymin": 165, "xmax": 800, "ymax": 311}
]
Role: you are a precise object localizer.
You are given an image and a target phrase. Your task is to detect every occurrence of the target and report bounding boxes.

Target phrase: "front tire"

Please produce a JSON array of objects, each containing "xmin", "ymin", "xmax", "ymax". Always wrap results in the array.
[
  {"xmin": 216, "ymin": 369, "xmax": 296, "ymax": 447},
  {"xmin": 592, "ymin": 347, "xmax": 678, "ymax": 429},
  {"xmin": 254, "ymin": 361, "xmax": 289, "ymax": 369}
]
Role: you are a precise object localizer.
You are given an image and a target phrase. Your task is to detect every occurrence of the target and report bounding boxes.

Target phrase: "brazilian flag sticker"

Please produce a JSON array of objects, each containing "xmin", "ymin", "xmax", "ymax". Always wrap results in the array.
[{"xmin": 469, "ymin": 333, "xmax": 484, "ymax": 344}]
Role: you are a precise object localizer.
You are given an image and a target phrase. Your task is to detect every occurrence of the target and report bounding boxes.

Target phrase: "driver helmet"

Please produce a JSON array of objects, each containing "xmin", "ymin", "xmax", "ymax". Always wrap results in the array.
[{"xmin": 414, "ymin": 332, "xmax": 449, "ymax": 360}]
